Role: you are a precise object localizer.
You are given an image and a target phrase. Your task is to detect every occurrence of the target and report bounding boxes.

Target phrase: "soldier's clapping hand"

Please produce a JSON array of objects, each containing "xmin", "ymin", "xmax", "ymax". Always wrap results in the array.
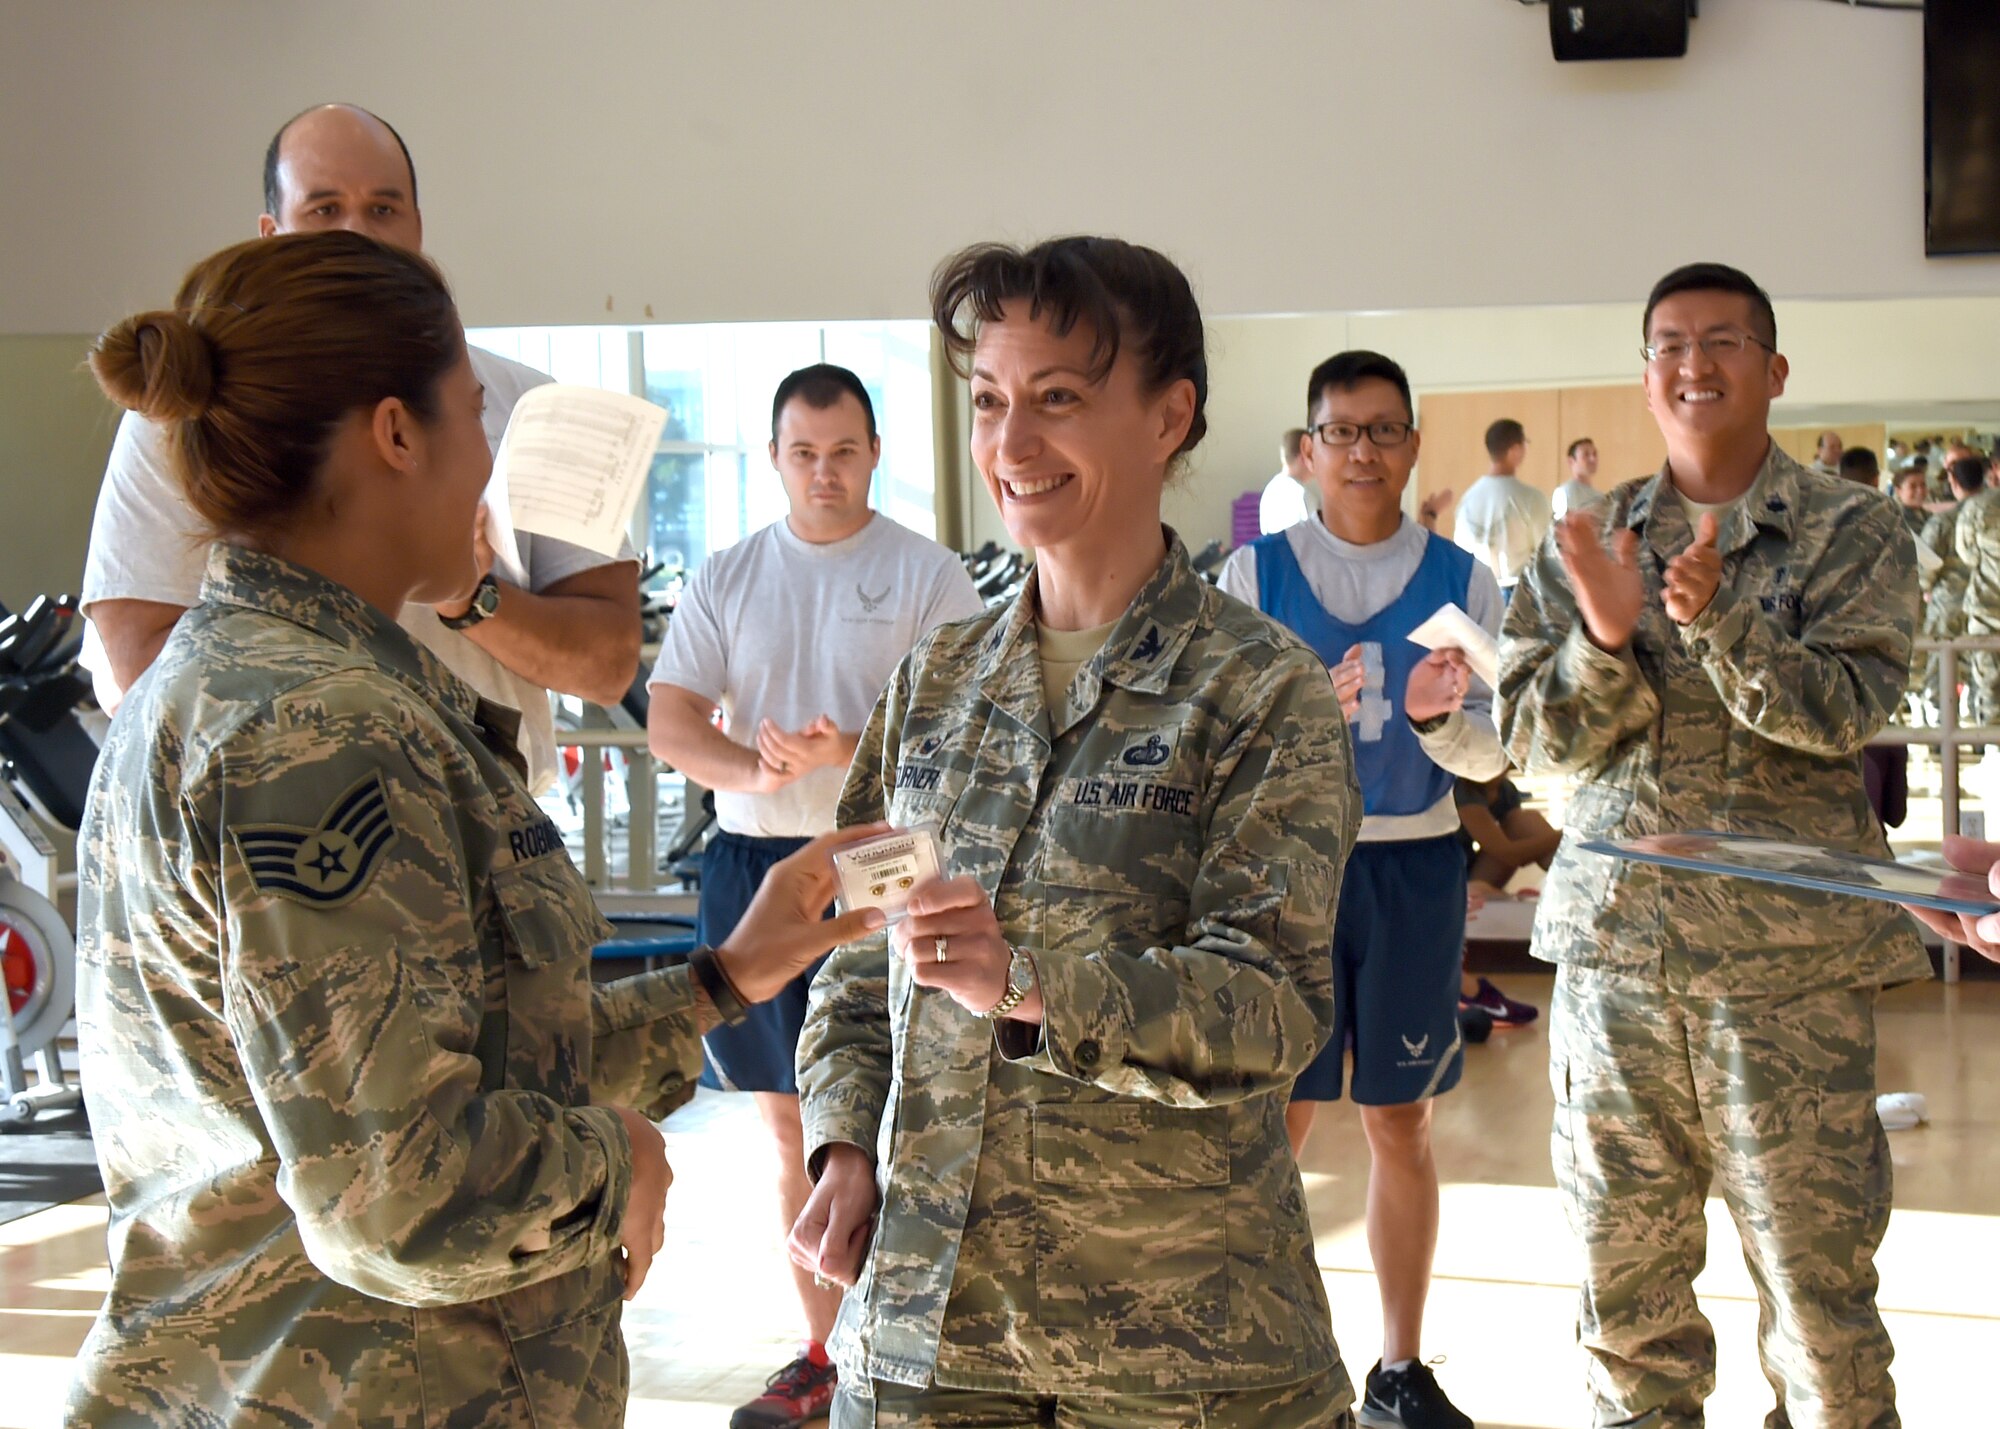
[
  {"xmin": 1555, "ymin": 510, "xmax": 1645, "ymax": 652},
  {"xmin": 1902, "ymin": 834, "xmax": 2000, "ymax": 963},
  {"xmin": 1663, "ymin": 512, "xmax": 1723, "ymax": 625},
  {"xmin": 892, "ymin": 875, "xmax": 1038, "ymax": 1021},
  {"xmin": 1405, "ymin": 648, "xmax": 1471, "ymax": 723}
]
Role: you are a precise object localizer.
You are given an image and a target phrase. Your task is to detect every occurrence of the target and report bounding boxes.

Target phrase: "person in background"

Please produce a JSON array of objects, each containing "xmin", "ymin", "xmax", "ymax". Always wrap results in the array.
[
  {"xmin": 78, "ymin": 103, "xmax": 639, "ymax": 791},
  {"xmin": 1500, "ymin": 261, "xmax": 1921, "ymax": 1428},
  {"xmin": 1450, "ymin": 773, "xmax": 1551, "ymax": 1028},
  {"xmin": 69, "ymin": 228, "xmax": 886, "ymax": 1427},
  {"xmin": 645, "ymin": 364, "xmax": 982, "ymax": 1429},
  {"xmin": 794, "ymin": 235, "xmax": 1362, "ymax": 1429},
  {"xmin": 1259, "ymin": 426, "xmax": 1319, "ymax": 534},
  {"xmin": 1837, "ymin": 446, "xmax": 1880, "ymax": 491},
  {"xmin": 1221, "ymin": 348, "xmax": 1503, "ymax": 1429},
  {"xmin": 1455, "ymin": 774, "xmax": 1561, "ymax": 899},
  {"xmin": 1552, "ymin": 437, "xmax": 1605, "ymax": 520},
  {"xmin": 1892, "ymin": 464, "xmax": 1931, "ymax": 539},
  {"xmin": 1811, "ymin": 429, "xmax": 1843, "ymax": 477},
  {"xmin": 1453, "ymin": 417, "xmax": 1550, "ymax": 602},
  {"xmin": 1953, "ymin": 447, "xmax": 2000, "ymax": 742}
]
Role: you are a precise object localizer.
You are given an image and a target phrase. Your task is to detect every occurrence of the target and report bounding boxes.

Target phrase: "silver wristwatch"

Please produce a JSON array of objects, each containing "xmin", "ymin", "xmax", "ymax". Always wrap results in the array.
[{"xmin": 981, "ymin": 945, "xmax": 1037, "ymax": 1021}]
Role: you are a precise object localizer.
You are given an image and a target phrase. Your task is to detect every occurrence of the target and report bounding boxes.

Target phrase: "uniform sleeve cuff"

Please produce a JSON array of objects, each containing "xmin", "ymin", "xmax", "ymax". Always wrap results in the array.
[
  {"xmin": 568, "ymin": 1102, "xmax": 632, "ymax": 1246},
  {"xmin": 996, "ymin": 946, "xmax": 1126, "ymax": 1082},
  {"xmin": 1556, "ymin": 621, "xmax": 1641, "ymax": 697},
  {"xmin": 1676, "ymin": 584, "xmax": 1752, "ymax": 659},
  {"xmin": 589, "ymin": 965, "xmax": 704, "ymax": 1122}
]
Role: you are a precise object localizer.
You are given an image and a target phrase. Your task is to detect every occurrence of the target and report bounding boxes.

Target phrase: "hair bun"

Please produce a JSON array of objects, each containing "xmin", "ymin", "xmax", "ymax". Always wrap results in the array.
[{"xmin": 89, "ymin": 310, "xmax": 217, "ymax": 422}]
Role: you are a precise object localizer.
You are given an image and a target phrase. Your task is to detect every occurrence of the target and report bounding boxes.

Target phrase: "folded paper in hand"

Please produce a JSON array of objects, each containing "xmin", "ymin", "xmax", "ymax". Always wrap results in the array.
[
  {"xmin": 488, "ymin": 385, "xmax": 669, "ymax": 559},
  {"xmin": 1406, "ymin": 602, "xmax": 1498, "ymax": 691}
]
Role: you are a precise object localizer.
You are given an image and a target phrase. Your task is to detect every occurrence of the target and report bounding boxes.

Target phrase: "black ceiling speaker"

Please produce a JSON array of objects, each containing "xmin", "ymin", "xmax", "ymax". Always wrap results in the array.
[{"xmin": 1550, "ymin": 1, "xmax": 1695, "ymax": 62}]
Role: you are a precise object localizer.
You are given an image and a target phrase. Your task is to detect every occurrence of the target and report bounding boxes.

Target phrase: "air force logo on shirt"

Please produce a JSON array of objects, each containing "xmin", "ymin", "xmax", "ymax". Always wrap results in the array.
[{"xmin": 232, "ymin": 773, "xmax": 398, "ymax": 908}]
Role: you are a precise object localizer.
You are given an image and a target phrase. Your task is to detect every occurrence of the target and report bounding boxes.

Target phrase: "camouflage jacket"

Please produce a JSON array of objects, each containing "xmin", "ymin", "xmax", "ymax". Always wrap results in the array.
[
  {"xmin": 71, "ymin": 545, "xmax": 704, "ymax": 1428},
  {"xmin": 1499, "ymin": 447, "xmax": 1929, "ymax": 997},
  {"xmin": 798, "ymin": 537, "xmax": 1359, "ymax": 1397},
  {"xmin": 1954, "ymin": 486, "xmax": 2000, "ymax": 626}
]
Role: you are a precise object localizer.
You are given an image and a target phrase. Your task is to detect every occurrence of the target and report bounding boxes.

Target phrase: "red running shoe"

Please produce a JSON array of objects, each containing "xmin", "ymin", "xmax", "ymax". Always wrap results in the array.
[{"xmin": 730, "ymin": 1347, "xmax": 838, "ymax": 1427}]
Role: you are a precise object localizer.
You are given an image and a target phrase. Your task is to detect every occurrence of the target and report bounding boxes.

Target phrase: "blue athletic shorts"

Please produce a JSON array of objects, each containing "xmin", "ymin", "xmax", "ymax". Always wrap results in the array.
[
  {"xmin": 696, "ymin": 831, "xmax": 826, "ymax": 1094},
  {"xmin": 1290, "ymin": 833, "xmax": 1466, "ymax": 1106}
]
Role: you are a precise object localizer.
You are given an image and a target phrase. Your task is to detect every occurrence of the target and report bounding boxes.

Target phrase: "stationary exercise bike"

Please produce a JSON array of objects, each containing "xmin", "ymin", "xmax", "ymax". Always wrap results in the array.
[{"xmin": 0, "ymin": 595, "xmax": 97, "ymax": 1129}]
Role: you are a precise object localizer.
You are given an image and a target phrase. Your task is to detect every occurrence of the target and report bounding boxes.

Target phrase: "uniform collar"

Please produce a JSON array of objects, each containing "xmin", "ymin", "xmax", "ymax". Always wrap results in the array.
[
  {"xmin": 975, "ymin": 529, "xmax": 1203, "ymax": 739},
  {"xmin": 200, "ymin": 543, "xmax": 488, "ymax": 730},
  {"xmin": 1627, "ymin": 439, "xmax": 1801, "ymax": 558}
]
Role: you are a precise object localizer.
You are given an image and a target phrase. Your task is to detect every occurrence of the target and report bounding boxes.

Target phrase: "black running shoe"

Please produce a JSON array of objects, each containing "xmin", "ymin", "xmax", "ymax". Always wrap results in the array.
[{"xmin": 1357, "ymin": 1358, "xmax": 1474, "ymax": 1428}]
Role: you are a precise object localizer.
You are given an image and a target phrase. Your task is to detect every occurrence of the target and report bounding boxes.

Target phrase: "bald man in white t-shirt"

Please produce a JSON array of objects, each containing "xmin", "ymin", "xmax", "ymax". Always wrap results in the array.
[{"xmin": 80, "ymin": 103, "xmax": 639, "ymax": 792}]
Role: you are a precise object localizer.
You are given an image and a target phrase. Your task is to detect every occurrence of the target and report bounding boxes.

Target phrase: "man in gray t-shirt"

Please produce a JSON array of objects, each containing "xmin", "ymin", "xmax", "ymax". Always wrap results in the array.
[{"xmin": 646, "ymin": 364, "xmax": 980, "ymax": 1423}]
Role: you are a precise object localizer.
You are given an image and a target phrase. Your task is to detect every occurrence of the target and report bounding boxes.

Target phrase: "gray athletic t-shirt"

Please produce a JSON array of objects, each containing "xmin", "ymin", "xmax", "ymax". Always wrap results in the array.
[{"xmin": 649, "ymin": 513, "xmax": 984, "ymax": 838}]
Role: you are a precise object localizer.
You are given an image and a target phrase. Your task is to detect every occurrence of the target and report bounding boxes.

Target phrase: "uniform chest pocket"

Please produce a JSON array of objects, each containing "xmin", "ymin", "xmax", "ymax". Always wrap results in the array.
[
  {"xmin": 490, "ymin": 856, "xmax": 608, "ymax": 1103},
  {"xmin": 1031, "ymin": 1102, "xmax": 1227, "ymax": 1330},
  {"xmin": 1036, "ymin": 801, "xmax": 1200, "ymax": 955}
]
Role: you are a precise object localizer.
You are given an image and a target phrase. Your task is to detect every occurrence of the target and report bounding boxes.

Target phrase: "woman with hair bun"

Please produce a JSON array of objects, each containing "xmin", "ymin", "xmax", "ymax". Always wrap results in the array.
[
  {"xmin": 790, "ymin": 237, "xmax": 1363, "ymax": 1427},
  {"xmin": 71, "ymin": 229, "xmax": 886, "ymax": 1426}
]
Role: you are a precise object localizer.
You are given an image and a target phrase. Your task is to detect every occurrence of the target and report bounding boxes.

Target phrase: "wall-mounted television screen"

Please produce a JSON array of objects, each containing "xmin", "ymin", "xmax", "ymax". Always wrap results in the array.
[{"xmin": 1926, "ymin": 0, "xmax": 2000, "ymax": 256}]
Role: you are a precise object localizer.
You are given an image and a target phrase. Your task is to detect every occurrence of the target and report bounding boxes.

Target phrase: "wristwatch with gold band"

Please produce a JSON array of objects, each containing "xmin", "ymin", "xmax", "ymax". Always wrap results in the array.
[{"xmin": 981, "ymin": 945, "xmax": 1037, "ymax": 1021}]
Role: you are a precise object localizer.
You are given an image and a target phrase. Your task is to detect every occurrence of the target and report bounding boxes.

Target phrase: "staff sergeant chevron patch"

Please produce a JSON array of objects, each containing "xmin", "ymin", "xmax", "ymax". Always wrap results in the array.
[{"xmin": 230, "ymin": 773, "xmax": 399, "ymax": 907}]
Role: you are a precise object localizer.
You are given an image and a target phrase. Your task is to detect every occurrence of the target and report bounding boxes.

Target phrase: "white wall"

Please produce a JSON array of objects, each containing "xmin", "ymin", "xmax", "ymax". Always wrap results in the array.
[{"xmin": 4, "ymin": 0, "xmax": 1997, "ymax": 338}]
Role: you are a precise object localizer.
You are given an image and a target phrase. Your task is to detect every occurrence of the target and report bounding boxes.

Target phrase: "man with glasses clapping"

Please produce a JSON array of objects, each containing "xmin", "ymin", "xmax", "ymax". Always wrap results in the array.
[{"xmin": 1218, "ymin": 350, "xmax": 1506, "ymax": 1429}]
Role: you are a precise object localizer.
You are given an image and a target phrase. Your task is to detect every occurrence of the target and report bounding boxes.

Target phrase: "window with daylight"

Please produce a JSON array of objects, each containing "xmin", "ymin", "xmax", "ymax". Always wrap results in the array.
[{"xmin": 470, "ymin": 321, "xmax": 937, "ymax": 586}]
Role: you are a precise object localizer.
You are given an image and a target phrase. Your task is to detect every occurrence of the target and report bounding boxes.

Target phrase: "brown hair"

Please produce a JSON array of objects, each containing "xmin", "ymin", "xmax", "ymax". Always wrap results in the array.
[
  {"xmin": 930, "ymin": 236, "xmax": 1208, "ymax": 458},
  {"xmin": 88, "ymin": 230, "xmax": 462, "ymax": 538}
]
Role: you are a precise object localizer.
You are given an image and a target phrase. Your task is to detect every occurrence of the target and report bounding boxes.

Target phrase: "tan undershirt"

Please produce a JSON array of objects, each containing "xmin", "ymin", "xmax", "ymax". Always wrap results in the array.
[{"xmin": 1036, "ymin": 618, "xmax": 1120, "ymax": 717}]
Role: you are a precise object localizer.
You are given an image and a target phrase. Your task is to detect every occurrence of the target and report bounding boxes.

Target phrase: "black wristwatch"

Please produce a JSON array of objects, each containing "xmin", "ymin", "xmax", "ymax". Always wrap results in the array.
[
  {"xmin": 440, "ymin": 574, "xmax": 502, "ymax": 630},
  {"xmin": 688, "ymin": 945, "xmax": 750, "ymax": 1026}
]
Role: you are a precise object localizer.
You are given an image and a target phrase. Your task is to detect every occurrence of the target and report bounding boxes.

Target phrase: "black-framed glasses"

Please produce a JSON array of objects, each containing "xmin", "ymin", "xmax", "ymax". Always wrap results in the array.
[
  {"xmin": 1312, "ymin": 420, "xmax": 1414, "ymax": 448},
  {"xmin": 1641, "ymin": 330, "xmax": 1775, "ymax": 365}
]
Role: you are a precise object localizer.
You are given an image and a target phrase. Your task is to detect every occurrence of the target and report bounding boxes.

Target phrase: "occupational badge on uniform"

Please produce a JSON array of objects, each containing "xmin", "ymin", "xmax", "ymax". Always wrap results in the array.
[
  {"xmin": 831, "ymin": 827, "xmax": 941, "ymax": 924},
  {"xmin": 1118, "ymin": 730, "xmax": 1177, "ymax": 770},
  {"xmin": 230, "ymin": 773, "xmax": 399, "ymax": 908}
]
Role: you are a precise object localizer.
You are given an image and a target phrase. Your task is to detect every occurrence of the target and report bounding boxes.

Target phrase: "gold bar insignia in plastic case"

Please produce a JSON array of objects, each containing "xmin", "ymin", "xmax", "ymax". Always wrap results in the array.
[{"xmin": 831, "ymin": 827, "xmax": 942, "ymax": 924}]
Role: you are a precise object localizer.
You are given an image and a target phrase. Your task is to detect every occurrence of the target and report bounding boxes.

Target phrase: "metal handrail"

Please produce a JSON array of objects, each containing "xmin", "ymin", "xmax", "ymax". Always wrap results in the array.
[
  {"xmin": 1866, "ymin": 635, "xmax": 2000, "ymax": 986},
  {"xmin": 555, "ymin": 727, "xmax": 661, "ymax": 891}
]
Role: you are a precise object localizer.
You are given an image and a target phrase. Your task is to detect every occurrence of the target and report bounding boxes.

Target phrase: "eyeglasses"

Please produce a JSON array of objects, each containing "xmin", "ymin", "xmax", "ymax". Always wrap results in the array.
[
  {"xmin": 1641, "ymin": 330, "xmax": 1775, "ymax": 365},
  {"xmin": 1312, "ymin": 420, "xmax": 1414, "ymax": 448}
]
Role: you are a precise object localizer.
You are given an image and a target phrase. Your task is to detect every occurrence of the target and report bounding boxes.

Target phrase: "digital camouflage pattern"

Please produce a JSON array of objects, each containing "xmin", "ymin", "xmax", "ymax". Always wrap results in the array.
[
  {"xmin": 72, "ymin": 544, "xmax": 706, "ymax": 1428},
  {"xmin": 798, "ymin": 536, "xmax": 1359, "ymax": 1403},
  {"xmin": 1503, "ymin": 446, "xmax": 1915, "ymax": 1427},
  {"xmin": 837, "ymin": 1370, "xmax": 1354, "ymax": 1428},
  {"xmin": 1952, "ymin": 485, "xmax": 2000, "ymax": 728},
  {"xmin": 1550, "ymin": 967, "xmax": 1897, "ymax": 1429},
  {"xmin": 1499, "ymin": 446, "xmax": 1929, "ymax": 997},
  {"xmin": 1915, "ymin": 505, "xmax": 1967, "ymax": 708}
]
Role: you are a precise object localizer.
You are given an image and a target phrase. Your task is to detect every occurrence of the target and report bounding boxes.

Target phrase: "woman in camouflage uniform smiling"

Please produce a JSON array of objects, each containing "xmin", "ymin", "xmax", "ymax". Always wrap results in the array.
[{"xmin": 791, "ymin": 237, "xmax": 1364, "ymax": 1428}]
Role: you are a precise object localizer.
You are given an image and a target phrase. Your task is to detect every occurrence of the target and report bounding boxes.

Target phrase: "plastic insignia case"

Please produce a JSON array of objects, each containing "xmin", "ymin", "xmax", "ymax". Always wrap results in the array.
[{"xmin": 831, "ymin": 827, "xmax": 943, "ymax": 924}]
